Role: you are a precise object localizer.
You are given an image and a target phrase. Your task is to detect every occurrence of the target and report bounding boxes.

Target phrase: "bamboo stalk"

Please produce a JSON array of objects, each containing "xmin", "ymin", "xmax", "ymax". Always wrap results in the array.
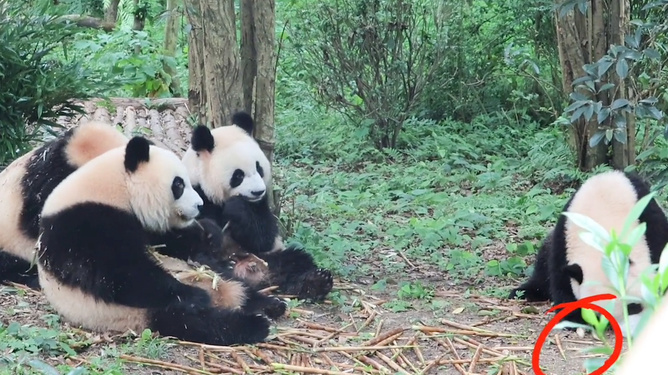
[{"xmin": 120, "ymin": 354, "xmax": 214, "ymax": 375}]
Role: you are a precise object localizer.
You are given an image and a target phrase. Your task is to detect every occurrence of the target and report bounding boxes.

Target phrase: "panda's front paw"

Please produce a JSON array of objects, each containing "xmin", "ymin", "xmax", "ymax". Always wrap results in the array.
[
  {"xmin": 296, "ymin": 268, "xmax": 334, "ymax": 302},
  {"xmin": 264, "ymin": 296, "xmax": 287, "ymax": 319}
]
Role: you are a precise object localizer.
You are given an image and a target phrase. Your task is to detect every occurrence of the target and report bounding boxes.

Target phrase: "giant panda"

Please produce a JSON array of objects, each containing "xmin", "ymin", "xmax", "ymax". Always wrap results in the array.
[
  {"xmin": 36, "ymin": 136, "xmax": 277, "ymax": 345},
  {"xmin": 178, "ymin": 112, "xmax": 334, "ymax": 301},
  {"xmin": 509, "ymin": 170, "xmax": 668, "ymax": 335},
  {"xmin": 0, "ymin": 122, "xmax": 128, "ymax": 287}
]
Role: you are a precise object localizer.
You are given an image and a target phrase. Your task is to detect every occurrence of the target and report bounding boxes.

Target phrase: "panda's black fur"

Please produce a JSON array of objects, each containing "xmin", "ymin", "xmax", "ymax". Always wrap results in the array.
[
  {"xmin": 0, "ymin": 122, "xmax": 128, "ymax": 288},
  {"xmin": 37, "ymin": 137, "xmax": 276, "ymax": 345},
  {"xmin": 509, "ymin": 171, "xmax": 668, "ymax": 325},
  {"xmin": 179, "ymin": 111, "xmax": 334, "ymax": 301}
]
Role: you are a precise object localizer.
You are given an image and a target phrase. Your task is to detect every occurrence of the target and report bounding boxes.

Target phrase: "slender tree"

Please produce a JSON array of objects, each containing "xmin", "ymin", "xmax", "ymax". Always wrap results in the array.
[
  {"xmin": 184, "ymin": 0, "xmax": 278, "ymax": 211},
  {"xmin": 555, "ymin": 0, "xmax": 632, "ymax": 170}
]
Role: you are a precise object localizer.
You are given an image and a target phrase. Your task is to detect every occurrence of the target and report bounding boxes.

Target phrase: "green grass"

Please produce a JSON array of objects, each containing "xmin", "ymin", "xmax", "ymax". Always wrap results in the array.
[{"xmin": 274, "ymin": 107, "xmax": 584, "ymax": 296}]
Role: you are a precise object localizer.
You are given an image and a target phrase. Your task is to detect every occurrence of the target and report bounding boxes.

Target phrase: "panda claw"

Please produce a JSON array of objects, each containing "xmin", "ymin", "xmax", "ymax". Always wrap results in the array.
[
  {"xmin": 264, "ymin": 297, "xmax": 287, "ymax": 319},
  {"xmin": 295, "ymin": 268, "xmax": 334, "ymax": 302}
]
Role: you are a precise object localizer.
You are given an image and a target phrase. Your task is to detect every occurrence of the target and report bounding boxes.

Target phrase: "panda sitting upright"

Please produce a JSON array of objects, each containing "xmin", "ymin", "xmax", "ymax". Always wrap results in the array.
[
  {"xmin": 37, "ymin": 136, "xmax": 275, "ymax": 345},
  {"xmin": 179, "ymin": 112, "xmax": 334, "ymax": 301},
  {"xmin": 509, "ymin": 171, "xmax": 668, "ymax": 335}
]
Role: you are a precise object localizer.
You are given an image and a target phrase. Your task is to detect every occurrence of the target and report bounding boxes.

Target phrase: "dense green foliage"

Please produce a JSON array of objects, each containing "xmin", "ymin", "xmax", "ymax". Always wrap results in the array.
[{"xmin": 0, "ymin": 2, "xmax": 114, "ymax": 165}]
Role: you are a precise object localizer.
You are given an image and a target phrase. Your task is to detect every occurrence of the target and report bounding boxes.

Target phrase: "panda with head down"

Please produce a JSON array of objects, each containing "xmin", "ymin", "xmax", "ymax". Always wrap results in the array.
[{"xmin": 176, "ymin": 112, "xmax": 334, "ymax": 302}]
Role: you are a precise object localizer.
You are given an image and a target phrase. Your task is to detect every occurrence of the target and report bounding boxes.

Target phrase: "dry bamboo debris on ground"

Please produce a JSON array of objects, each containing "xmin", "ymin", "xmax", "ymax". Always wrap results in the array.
[{"xmin": 147, "ymin": 312, "xmax": 530, "ymax": 375}]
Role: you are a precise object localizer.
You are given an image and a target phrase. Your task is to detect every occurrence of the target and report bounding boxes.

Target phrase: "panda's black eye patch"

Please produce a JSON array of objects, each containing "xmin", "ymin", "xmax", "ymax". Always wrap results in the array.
[
  {"xmin": 171, "ymin": 176, "xmax": 185, "ymax": 199},
  {"xmin": 256, "ymin": 161, "xmax": 264, "ymax": 178},
  {"xmin": 231, "ymin": 169, "xmax": 245, "ymax": 188}
]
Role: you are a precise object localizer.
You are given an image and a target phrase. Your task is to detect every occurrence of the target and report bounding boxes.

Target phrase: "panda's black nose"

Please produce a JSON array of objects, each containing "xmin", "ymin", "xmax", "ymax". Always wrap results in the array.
[
  {"xmin": 251, "ymin": 189, "xmax": 265, "ymax": 197},
  {"xmin": 197, "ymin": 204, "xmax": 203, "ymax": 212},
  {"xmin": 627, "ymin": 303, "xmax": 643, "ymax": 315}
]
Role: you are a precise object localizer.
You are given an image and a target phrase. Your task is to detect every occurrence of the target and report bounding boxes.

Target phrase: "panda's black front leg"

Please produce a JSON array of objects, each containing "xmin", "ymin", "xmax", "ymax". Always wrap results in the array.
[
  {"xmin": 260, "ymin": 245, "xmax": 334, "ymax": 302},
  {"xmin": 223, "ymin": 196, "xmax": 334, "ymax": 301},
  {"xmin": 223, "ymin": 195, "xmax": 279, "ymax": 254},
  {"xmin": 147, "ymin": 219, "xmax": 234, "ymax": 276}
]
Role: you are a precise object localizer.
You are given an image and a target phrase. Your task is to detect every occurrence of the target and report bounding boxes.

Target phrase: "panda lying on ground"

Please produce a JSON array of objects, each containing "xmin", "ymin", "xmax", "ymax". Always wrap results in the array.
[
  {"xmin": 509, "ymin": 170, "xmax": 668, "ymax": 335},
  {"xmin": 0, "ymin": 122, "xmax": 128, "ymax": 287},
  {"xmin": 37, "ymin": 136, "xmax": 280, "ymax": 345},
  {"xmin": 159, "ymin": 112, "xmax": 334, "ymax": 302}
]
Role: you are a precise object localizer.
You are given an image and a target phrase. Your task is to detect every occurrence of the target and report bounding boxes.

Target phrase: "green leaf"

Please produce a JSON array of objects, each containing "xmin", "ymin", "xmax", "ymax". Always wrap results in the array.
[
  {"xmin": 620, "ymin": 192, "xmax": 655, "ymax": 240},
  {"xmin": 66, "ymin": 368, "xmax": 87, "ymax": 375},
  {"xmin": 581, "ymin": 308, "xmax": 598, "ymax": 326},
  {"xmin": 598, "ymin": 83, "xmax": 615, "ymax": 92},
  {"xmin": 571, "ymin": 105, "xmax": 588, "ymax": 123},
  {"xmin": 570, "ymin": 92, "xmax": 589, "ymax": 102},
  {"xmin": 27, "ymin": 360, "xmax": 60, "ymax": 375},
  {"xmin": 572, "ymin": 76, "xmax": 592, "ymax": 86},
  {"xmin": 584, "ymin": 104, "xmax": 595, "ymax": 121},
  {"xmin": 659, "ymin": 243, "xmax": 668, "ymax": 277},
  {"xmin": 648, "ymin": 106, "xmax": 664, "ymax": 120},
  {"xmin": 564, "ymin": 100, "xmax": 586, "ymax": 113},
  {"xmin": 644, "ymin": 48, "xmax": 661, "ymax": 60},
  {"xmin": 589, "ymin": 130, "xmax": 606, "ymax": 147},
  {"xmin": 597, "ymin": 107, "xmax": 611, "ymax": 124},
  {"xmin": 563, "ymin": 212, "xmax": 611, "ymax": 243},
  {"xmin": 624, "ymin": 223, "xmax": 646, "ymax": 249},
  {"xmin": 579, "ymin": 232, "xmax": 604, "ymax": 252},
  {"xmin": 613, "ymin": 128, "xmax": 627, "ymax": 144},
  {"xmin": 611, "ymin": 98, "xmax": 631, "ymax": 110},
  {"xmin": 597, "ymin": 57, "xmax": 614, "ymax": 77},
  {"xmin": 583, "ymin": 346, "xmax": 613, "ymax": 355},
  {"xmin": 601, "ymin": 256, "xmax": 620, "ymax": 291},
  {"xmin": 616, "ymin": 58, "xmax": 629, "ymax": 79}
]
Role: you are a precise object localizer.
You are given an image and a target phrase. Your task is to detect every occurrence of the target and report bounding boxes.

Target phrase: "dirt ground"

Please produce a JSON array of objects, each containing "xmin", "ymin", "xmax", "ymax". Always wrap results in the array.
[{"xmin": 0, "ymin": 99, "xmax": 622, "ymax": 374}]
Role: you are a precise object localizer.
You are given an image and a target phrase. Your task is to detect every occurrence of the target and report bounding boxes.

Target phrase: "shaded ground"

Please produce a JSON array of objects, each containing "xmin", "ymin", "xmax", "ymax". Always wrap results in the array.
[{"xmin": 0, "ymin": 99, "xmax": 619, "ymax": 374}]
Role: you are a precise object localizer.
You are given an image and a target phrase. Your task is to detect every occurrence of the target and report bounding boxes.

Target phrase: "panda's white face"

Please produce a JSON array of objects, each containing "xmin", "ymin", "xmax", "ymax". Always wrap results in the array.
[
  {"xmin": 127, "ymin": 145, "xmax": 203, "ymax": 232},
  {"xmin": 184, "ymin": 125, "xmax": 271, "ymax": 205},
  {"xmin": 226, "ymin": 157, "xmax": 267, "ymax": 202}
]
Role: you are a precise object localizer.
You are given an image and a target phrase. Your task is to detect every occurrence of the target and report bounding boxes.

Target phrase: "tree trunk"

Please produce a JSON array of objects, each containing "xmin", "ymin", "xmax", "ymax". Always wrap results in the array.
[
  {"xmin": 554, "ymin": 0, "xmax": 634, "ymax": 171},
  {"xmin": 185, "ymin": 0, "xmax": 278, "ymax": 213},
  {"xmin": 197, "ymin": 0, "xmax": 243, "ymax": 127},
  {"xmin": 241, "ymin": 0, "xmax": 257, "ymax": 116},
  {"xmin": 184, "ymin": 0, "xmax": 207, "ymax": 124},
  {"xmin": 246, "ymin": 0, "xmax": 278, "ymax": 215},
  {"xmin": 164, "ymin": 0, "xmax": 183, "ymax": 97},
  {"xmin": 104, "ymin": 0, "xmax": 120, "ymax": 24},
  {"xmin": 611, "ymin": 0, "xmax": 634, "ymax": 169}
]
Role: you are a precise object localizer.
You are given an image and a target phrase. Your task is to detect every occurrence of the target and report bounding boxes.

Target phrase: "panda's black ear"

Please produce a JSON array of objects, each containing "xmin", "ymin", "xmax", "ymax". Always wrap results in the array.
[
  {"xmin": 125, "ymin": 136, "xmax": 151, "ymax": 172},
  {"xmin": 564, "ymin": 263, "xmax": 583, "ymax": 284},
  {"xmin": 232, "ymin": 111, "xmax": 254, "ymax": 135},
  {"xmin": 191, "ymin": 125, "xmax": 214, "ymax": 153}
]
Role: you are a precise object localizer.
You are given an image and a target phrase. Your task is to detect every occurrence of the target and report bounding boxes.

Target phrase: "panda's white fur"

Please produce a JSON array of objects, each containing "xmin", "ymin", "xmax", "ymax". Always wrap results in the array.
[
  {"xmin": 0, "ymin": 122, "xmax": 128, "ymax": 286},
  {"xmin": 182, "ymin": 123, "xmax": 271, "ymax": 205},
  {"xmin": 36, "ymin": 137, "xmax": 271, "ymax": 345},
  {"xmin": 510, "ymin": 170, "xmax": 668, "ymax": 336}
]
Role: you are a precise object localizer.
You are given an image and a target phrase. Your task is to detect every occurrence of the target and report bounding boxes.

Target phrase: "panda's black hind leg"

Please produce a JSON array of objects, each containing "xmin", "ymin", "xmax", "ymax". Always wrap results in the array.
[
  {"xmin": 508, "ymin": 231, "xmax": 553, "ymax": 301},
  {"xmin": 260, "ymin": 245, "xmax": 333, "ymax": 302},
  {"xmin": 149, "ymin": 302, "xmax": 270, "ymax": 346},
  {"xmin": 0, "ymin": 251, "xmax": 40, "ymax": 290}
]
